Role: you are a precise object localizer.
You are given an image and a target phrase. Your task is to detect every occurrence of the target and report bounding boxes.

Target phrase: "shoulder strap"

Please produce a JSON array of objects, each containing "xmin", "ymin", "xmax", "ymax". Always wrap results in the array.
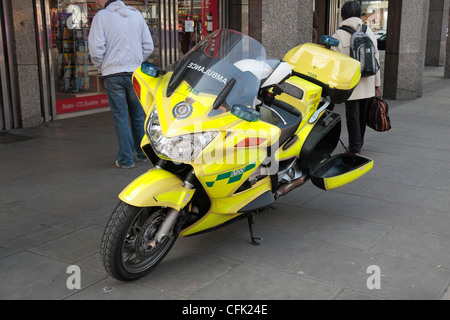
[
  {"xmin": 340, "ymin": 25, "xmax": 368, "ymax": 34},
  {"xmin": 339, "ymin": 26, "xmax": 355, "ymax": 35}
]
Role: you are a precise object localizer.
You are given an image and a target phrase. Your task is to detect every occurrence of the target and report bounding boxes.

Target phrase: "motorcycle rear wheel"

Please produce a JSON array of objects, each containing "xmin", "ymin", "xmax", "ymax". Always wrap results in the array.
[{"xmin": 100, "ymin": 201, "xmax": 179, "ymax": 281}]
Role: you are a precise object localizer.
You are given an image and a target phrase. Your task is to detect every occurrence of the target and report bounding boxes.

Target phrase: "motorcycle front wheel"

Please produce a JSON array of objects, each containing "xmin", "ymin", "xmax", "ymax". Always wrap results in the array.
[{"xmin": 100, "ymin": 201, "xmax": 179, "ymax": 281}]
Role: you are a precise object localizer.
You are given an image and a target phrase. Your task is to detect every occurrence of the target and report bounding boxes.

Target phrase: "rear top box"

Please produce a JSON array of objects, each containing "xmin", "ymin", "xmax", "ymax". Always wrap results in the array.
[{"xmin": 284, "ymin": 43, "xmax": 361, "ymax": 104}]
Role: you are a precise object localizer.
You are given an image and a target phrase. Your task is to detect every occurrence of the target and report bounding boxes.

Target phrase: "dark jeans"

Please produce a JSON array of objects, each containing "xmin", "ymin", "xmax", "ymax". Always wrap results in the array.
[
  {"xmin": 344, "ymin": 98, "xmax": 369, "ymax": 154},
  {"xmin": 104, "ymin": 75, "xmax": 146, "ymax": 166}
]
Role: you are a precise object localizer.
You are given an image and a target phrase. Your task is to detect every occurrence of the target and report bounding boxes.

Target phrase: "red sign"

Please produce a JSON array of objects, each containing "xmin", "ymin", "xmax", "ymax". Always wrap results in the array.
[
  {"xmin": 202, "ymin": 0, "xmax": 218, "ymax": 38},
  {"xmin": 56, "ymin": 94, "xmax": 110, "ymax": 114}
]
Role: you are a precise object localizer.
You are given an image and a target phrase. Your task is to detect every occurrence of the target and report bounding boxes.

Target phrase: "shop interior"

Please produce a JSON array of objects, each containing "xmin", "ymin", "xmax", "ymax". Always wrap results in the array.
[{"xmin": 49, "ymin": 0, "xmax": 159, "ymax": 113}]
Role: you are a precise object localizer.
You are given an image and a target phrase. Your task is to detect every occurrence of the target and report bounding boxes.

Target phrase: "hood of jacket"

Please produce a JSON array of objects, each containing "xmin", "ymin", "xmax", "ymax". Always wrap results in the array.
[
  {"xmin": 106, "ymin": 0, "xmax": 131, "ymax": 17},
  {"xmin": 339, "ymin": 17, "xmax": 363, "ymax": 32}
]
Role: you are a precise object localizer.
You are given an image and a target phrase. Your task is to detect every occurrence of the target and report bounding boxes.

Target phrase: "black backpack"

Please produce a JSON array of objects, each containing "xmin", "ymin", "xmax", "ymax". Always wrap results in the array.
[{"xmin": 340, "ymin": 25, "xmax": 380, "ymax": 77}]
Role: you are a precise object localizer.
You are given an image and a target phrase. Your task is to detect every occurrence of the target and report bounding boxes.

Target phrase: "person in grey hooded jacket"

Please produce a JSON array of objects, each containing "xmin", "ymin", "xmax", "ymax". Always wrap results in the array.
[{"xmin": 89, "ymin": 0, "xmax": 154, "ymax": 168}]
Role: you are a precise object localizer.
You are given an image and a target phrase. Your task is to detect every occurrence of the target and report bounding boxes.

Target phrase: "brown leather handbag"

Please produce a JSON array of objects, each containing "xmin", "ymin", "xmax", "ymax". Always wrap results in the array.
[{"xmin": 367, "ymin": 88, "xmax": 392, "ymax": 132}]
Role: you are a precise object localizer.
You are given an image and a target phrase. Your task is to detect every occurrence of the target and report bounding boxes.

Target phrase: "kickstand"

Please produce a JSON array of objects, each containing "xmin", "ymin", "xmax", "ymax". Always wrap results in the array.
[{"xmin": 247, "ymin": 214, "xmax": 261, "ymax": 246}]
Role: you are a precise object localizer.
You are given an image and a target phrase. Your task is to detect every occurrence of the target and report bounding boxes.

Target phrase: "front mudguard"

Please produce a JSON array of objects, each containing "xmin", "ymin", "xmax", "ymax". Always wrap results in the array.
[{"xmin": 119, "ymin": 169, "xmax": 195, "ymax": 210}]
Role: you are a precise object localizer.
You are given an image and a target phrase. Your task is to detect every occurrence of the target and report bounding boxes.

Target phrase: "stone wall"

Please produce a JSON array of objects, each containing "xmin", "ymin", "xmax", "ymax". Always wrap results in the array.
[
  {"xmin": 261, "ymin": 0, "xmax": 313, "ymax": 59},
  {"xmin": 384, "ymin": 0, "xmax": 430, "ymax": 100}
]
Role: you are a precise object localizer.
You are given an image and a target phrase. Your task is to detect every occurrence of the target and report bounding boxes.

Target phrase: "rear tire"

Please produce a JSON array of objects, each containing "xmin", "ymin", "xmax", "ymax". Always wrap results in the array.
[{"xmin": 100, "ymin": 201, "xmax": 179, "ymax": 281}]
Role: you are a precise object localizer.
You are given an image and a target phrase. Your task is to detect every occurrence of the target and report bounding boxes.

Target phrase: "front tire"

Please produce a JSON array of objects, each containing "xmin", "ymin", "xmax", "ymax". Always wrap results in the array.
[{"xmin": 100, "ymin": 201, "xmax": 179, "ymax": 281}]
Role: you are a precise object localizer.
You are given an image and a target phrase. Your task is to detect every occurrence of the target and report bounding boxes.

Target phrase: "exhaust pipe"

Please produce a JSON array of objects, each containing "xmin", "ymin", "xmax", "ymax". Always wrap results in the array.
[{"xmin": 276, "ymin": 174, "xmax": 309, "ymax": 198}]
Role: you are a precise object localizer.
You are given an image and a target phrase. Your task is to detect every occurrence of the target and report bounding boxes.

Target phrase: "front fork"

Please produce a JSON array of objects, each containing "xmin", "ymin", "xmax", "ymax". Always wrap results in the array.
[
  {"xmin": 155, "ymin": 171, "xmax": 196, "ymax": 243},
  {"xmin": 154, "ymin": 208, "xmax": 180, "ymax": 242}
]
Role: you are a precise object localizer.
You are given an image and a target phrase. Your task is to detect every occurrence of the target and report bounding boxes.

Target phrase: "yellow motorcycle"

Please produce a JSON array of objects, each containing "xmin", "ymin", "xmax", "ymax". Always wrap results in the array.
[{"xmin": 101, "ymin": 29, "xmax": 373, "ymax": 281}]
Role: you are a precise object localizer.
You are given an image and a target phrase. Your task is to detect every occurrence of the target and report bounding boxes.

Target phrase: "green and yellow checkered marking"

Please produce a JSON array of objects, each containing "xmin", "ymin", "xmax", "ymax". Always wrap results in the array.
[{"xmin": 205, "ymin": 163, "xmax": 256, "ymax": 188}]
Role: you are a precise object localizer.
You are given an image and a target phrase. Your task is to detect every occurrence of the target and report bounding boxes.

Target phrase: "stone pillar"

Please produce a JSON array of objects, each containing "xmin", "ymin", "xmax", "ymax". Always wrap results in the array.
[
  {"xmin": 445, "ymin": 6, "xmax": 450, "ymax": 78},
  {"xmin": 261, "ymin": 0, "xmax": 313, "ymax": 59},
  {"xmin": 425, "ymin": 0, "xmax": 449, "ymax": 66},
  {"xmin": 10, "ymin": 0, "xmax": 42, "ymax": 127},
  {"xmin": 384, "ymin": 0, "xmax": 430, "ymax": 100}
]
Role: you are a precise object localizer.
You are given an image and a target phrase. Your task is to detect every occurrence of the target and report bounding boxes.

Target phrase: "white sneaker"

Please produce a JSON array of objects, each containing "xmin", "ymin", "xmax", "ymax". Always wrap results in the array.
[{"xmin": 115, "ymin": 160, "xmax": 135, "ymax": 169}]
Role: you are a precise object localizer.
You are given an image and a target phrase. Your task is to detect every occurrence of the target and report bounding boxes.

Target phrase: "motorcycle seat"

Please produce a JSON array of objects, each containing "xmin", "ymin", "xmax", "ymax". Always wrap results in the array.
[{"xmin": 263, "ymin": 101, "xmax": 302, "ymax": 146}]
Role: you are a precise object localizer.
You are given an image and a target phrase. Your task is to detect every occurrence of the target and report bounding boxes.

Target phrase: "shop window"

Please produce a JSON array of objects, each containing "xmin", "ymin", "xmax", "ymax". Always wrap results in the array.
[
  {"xmin": 49, "ymin": 0, "xmax": 159, "ymax": 116},
  {"xmin": 361, "ymin": 1, "xmax": 388, "ymax": 34},
  {"xmin": 361, "ymin": 1, "xmax": 388, "ymax": 51},
  {"xmin": 48, "ymin": 0, "xmax": 221, "ymax": 117}
]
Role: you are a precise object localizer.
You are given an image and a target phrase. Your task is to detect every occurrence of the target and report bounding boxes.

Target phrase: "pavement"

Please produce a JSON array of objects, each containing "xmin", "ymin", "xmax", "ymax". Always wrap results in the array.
[{"xmin": 1, "ymin": 66, "xmax": 450, "ymax": 301}]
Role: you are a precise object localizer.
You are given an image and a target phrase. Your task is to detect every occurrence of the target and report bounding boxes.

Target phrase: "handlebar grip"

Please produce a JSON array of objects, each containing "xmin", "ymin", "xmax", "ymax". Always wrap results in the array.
[{"xmin": 272, "ymin": 99, "xmax": 302, "ymax": 118}]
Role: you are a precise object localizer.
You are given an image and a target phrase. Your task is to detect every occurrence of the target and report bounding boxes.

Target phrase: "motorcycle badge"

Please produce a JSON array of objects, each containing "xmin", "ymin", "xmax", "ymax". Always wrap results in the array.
[{"xmin": 173, "ymin": 98, "xmax": 194, "ymax": 120}]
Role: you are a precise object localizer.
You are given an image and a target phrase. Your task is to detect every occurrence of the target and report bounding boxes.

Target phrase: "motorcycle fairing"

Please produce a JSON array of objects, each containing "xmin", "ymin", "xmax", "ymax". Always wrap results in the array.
[
  {"xmin": 156, "ymin": 80, "xmax": 243, "ymax": 138},
  {"xmin": 193, "ymin": 119, "xmax": 280, "ymax": 197},
  {"xmin": 149, "ymin": 29, "xmax": 267, "ymax": 138},
  {"xmin": 133, "ymin": 68, "xmax": 161, "ymax": 116},
  {"xmin": 179, "ymin": 176, "xmax": 273, "ymax": 237},
  {"xmin": 119, "ymin": 169, "xmax": 194, "ymax": 210}
]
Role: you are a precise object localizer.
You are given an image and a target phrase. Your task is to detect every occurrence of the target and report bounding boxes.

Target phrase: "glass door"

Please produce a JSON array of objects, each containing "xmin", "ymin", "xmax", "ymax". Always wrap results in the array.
[{"xmin": 177, "ymin": 0, "xmax": 218, "ymax": 56}]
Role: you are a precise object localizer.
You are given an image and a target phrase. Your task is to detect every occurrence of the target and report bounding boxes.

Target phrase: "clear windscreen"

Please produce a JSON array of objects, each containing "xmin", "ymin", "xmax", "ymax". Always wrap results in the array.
[{"xmin": 167, "ymin": 29, "xmax": 267, "ymax": 115}]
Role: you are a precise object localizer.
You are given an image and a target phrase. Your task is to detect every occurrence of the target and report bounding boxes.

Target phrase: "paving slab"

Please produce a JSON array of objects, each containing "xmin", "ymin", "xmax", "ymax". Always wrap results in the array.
[
  {"xmin": 190, "ymin": 263, "xmax": 342, "ymax": 300},
  {"xmin": 371, "ymin": 227, "xmax": 450, "ymax": 271},
  {"xmin": 358, "ymin": 200, "xmax": 450, "ymax": 237},
  {"xmin": 136, "ymin": 245, "xmax": 241, "ymax": 299},
  {"xmin": 0, "ymin": 251, "xmax": 104, "ymax": 300},
  {"xmin": 359, "ymin": 180, "xmax": 450, "ymax": 212},
  {"xmin": 292, "ymin": 243, "xmax": 450, "ymax": 300},
  {"xmin": 302, "ymin": 215, "xmax": 391, "ymax": 250},
  {"xmin": 212, "ymin": 228, "xmax": 323, "ymax": 272},
  {"xmin": 300, "ymin": 191, "xmax": 378, "ymax": 218}
]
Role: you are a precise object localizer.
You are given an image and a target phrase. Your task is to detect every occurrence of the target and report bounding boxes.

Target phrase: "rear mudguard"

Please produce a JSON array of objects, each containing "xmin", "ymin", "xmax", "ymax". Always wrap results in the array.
[{"xmin": 119, "ymin": 169, "xmax": 195, "ymax": 210}]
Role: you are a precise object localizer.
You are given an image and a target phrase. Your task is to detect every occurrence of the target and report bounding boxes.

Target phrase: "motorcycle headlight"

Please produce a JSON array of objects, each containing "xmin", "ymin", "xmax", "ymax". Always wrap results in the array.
[{"xmin": 147, "ymin": 108, "xmax": 218, "ymax": 162}]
